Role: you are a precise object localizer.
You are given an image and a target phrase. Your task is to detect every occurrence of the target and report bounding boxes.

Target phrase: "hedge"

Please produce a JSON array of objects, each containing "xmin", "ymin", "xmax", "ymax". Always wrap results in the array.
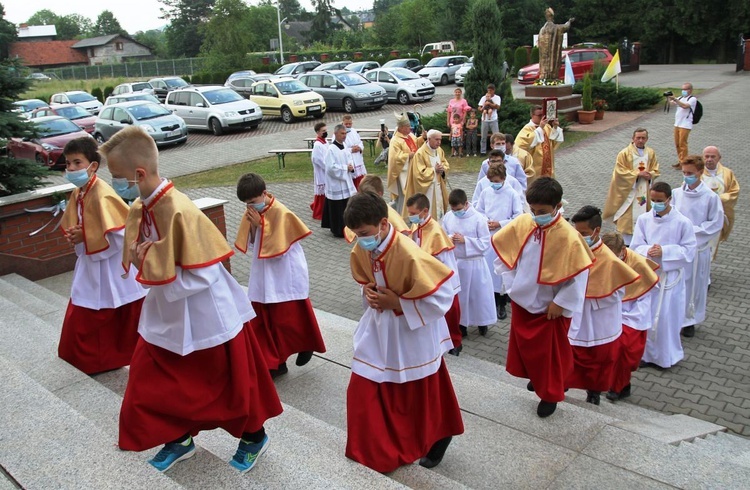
[{"xmin": 572, "ymin": 80, "xmax": 661, "ymax": 111}]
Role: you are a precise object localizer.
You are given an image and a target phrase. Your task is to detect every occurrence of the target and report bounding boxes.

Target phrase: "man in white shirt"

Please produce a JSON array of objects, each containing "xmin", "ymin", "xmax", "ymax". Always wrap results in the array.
[
  {"xmin": 669, "ymin": 82, "xmax": 698, "ymax": 168},
  {"xmin": 478, "ymin": 84, "xmax": 502, "ymax": 155}
]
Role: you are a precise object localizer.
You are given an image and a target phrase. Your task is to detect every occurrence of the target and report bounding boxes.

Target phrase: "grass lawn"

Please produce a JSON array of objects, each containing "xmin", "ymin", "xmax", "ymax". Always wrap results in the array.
[{"xmin": 172, "ymin": 132, "xmax": 597, "ymax": 190}]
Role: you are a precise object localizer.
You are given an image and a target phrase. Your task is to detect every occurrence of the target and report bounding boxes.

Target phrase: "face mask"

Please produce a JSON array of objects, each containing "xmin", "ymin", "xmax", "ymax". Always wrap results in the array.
[
  {"xmin": 491, "ymin": 182, "xmax": 503, "ymax": 191},
  {"xmin": 248, "ymin": 202, "xmax": 266, "ymax": 212},
  {"xmin": 684, "ymin": 175, "xmax": 698, "ymax": 186},
  {"xmin": 584, "ymin": 235, "xmax": 595, "ymax": 247},
  {"xmin": 408, "ymin": 214, "xmax": 423, "ymax": 225},
  {"xmin": 453, "ymin": 209, "xmax": 466, "ymax": 218},
  {"xmin": 493, "ymin": 145, "xmax": 504, "ymax": 150},
  {"xmin": 533, "ymin": 209, "xmax": 557, "ymax": 226},
  {"xmin": 321, "ymin": 131, "xmax": 328, "ymax": 139},
  {"xmin": 111, "ymin": 177, "xmax": 140, "ymax": 200},
  {"xmin": 345, "ymin": 127, "xmax": 352, "ymax": 133},
  {"xmin": 65, "ymin": 165, "xmax": 91, "ymax": 188},
  {"xmin": 681, "ymin": 90, "xmax": 688, "ymax": 97},
  {"xmin": 652, "ymin": 201, "xmax": 667, "ymax": 213},
  {"xmin": 357, "ymin": 232, "xmax": 381, "ymax": 251}
]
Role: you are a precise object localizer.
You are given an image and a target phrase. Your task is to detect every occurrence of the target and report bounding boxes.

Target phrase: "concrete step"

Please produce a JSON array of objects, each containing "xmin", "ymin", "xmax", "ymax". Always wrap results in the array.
[
  {"xmin": 680, "ymin": 432, "xmax": 750, "ymax": 469},
  {"xmin": 0, "ymin": 355, "xmax": 182, "ymax": 490}
]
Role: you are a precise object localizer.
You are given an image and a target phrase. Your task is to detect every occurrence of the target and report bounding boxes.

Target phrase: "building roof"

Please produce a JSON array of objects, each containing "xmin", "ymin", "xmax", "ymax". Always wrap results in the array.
[
  {"xmin": 17, "ymin": 25, "xmax": 57, "ymax": 38},
  {"xmin": 9, "ymin": 41, "xmax": 89, "ymax": 68},
  {"xmin": 71, "ymin": 35, "xmax": 121, "ymax": 48}
]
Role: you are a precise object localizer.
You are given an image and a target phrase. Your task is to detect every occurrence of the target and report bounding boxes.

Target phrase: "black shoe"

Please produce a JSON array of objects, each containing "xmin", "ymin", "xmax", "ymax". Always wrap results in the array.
[
  {"xmin": 638, "ymin": 360, "xmax": 649, "ymax": 369},
  {"xmin": 620, "ymin": 384, "xmax": 631, "ymax": 399},
  {"xmin": 295, "ymin": 351, "xmax": 314, "ymax": 366},
  {"xmin": 448, "ymin": 344, "xmax": 463, "ymax": 356},
  {"xmin": 270, "ymin": 362, "xmax": 288, "ymax": 379},
  {"xmin": 478, "ymin": 325, "xmax": 488, "ymax": 336},
  {"xmin": 537, "ymin": 400, "xmax": 557, "ymax": 417},
  {"xmin": 419, "ymin": 436, "xmax": 453, "ymax": 468},
  {"xmin": 527, "ymin": 381, "xmax": 534, "ymax": 392},
  {"xmin": 459, "ymin": 325, "xmax": 468, "ymax": 338},
  {"xmin": 586, "ymin": 390, "xmax": 601, "ymax": 405},
  {"xmin": 681, "ymin": 325, "xmax": 695, "ymax": 338},
  {"xmin": 496, "ymin": 304, "xmax": 507, "ymax": 320},
  {"xmin": 606, "ymin": 390, "xmax": 620, "ymax": 401}
]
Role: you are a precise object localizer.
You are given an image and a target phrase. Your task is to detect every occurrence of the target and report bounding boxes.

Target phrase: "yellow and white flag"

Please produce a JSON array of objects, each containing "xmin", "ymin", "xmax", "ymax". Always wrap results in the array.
[{"xmin": 601, "ymin": 50, "xmax": 621, "ymax": 83}]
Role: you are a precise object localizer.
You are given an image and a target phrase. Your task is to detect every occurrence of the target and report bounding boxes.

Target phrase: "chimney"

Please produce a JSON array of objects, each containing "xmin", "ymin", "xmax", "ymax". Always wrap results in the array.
[{"xmin": 19, "ymin": 23, "xmax": 28, "ymax": 29}]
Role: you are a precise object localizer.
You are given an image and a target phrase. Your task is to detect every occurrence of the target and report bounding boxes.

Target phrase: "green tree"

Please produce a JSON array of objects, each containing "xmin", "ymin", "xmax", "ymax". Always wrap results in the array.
[
  {"xmin": 0, "ymin": 2, "xmax": 15, "ymax": 57},
  {"xmin": 199, "ymin": 0, "xmax": 252, "ymax": 71},
  {"xmin": 93, "ymin": 10, "xmax": 127, "ymax": 36},
  {"xmin": 309, "ymin": 0, "xmax": 334, "ymax": 43},
  {"xmin": 396, "ymin": 0, "xmax": 436, "ymax": 48},
  {"xmin": 134, "ymin": 29, "xmax": 168, "ymax": 58},
  {"xmin": 56, "ymin": 14, "xmax": 93, "ymax": 40},
  {"xmin": 161, "ymin": 0, "xmax": 216, "ymax": 57},
  {"xmin": 498, "ymin": 0, "xmax": 545, "ymax": 49},
  {"xmin": 464, "ymin": 0, "xmax": 505, "ymax": 106},
  {"xmin": 372, "ymin": 8, "xmax": 401, "ymax": 46},
  {"xmin": 26, "ymin": 9, "xmax": 58, "ymax": 26}
]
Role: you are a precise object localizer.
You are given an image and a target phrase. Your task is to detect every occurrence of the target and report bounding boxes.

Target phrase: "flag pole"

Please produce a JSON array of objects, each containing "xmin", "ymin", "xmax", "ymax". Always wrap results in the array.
[{"xmin": 616, "ymin": 73, "xmax": 619, "ymax": 93}]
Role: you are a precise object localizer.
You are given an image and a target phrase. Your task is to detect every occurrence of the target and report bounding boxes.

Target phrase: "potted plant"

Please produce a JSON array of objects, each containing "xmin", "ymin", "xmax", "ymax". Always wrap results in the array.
[
  {"xmin": 594, "ymin": 98, "xmax": 608, "ymax": 120},
  {"xmin": 577, "ymin": 72, "xmax": 596, "ymax": 124}
]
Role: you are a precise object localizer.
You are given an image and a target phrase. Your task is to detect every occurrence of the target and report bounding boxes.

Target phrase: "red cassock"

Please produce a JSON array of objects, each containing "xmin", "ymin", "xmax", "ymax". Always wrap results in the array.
[
  {"xmin": 250, "ymin": 299, "xmax": 327, "ymax": 370},
  {"xmin": 444, "ymin": 295, "xmax": 462, "ymax": 349},
  {"xmin": 118, "ymin": 322, "xmax": 283, "ymax": 451},
  {"xmin": 58, "ymin": 298, "xmax": 144, "ymax": 375},
  {"xmin": 345, "ymin": 360, "xmax": 464, "ymax": 473},
  {"xmin": 567, "ymin": 342, "xmax": 618, "ymax": 392},
  {"xmin": 310, "ymin": 195, "xmax": 325, "ymax": 221},
  {"xmin": 352, "ymin": 175, "xmax": 364, "ymax": 191},
  {"xmin": 611, "ymin": 324, "xmax": 648, "ymax": 393},
  {"xmin": 506, "ymin": 302, "xmax": 573, "ymax": 402}
]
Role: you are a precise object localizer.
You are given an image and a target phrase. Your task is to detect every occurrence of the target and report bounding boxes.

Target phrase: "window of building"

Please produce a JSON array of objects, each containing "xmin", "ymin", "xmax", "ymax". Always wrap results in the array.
[{"xmin": 115, "ymin": 42, "xmax": 124, "ymax": 51}]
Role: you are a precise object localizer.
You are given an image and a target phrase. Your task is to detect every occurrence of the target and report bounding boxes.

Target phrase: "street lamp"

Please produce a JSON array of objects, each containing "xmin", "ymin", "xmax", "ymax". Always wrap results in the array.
[{"xmin": 274, "ymin": 3, "xmax": 286, "ymax": 65}]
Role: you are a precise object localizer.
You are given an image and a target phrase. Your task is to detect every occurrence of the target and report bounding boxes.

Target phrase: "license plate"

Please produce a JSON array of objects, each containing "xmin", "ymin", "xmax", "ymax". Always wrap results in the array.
[
  {"xmin": 373, "ymin": 97, "xmax": 384, "ymax": 102},
  {"xmin": 243, "ymin": 116, "xmax": 253, "ymax": 122},
  {"xmin": 166, "ymin": 129, "xmax": 181, "ymax": 137},
  {"xmin": 308, "ymin": 105, "xmax": 321, "ymax": 111}
]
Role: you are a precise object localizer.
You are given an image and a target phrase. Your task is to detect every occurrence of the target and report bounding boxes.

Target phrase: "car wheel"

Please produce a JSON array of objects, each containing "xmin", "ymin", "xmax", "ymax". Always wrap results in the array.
[
  {"xmin": 397, "ymin": 91, "xmax": 410, "ymax": 105},
  {"xmin": 210, "ymin": 118, "xmax": 224, "ymax": 136},
  {"xmin": 343, "ymin": 97, "xmax": 355, "ymax": 114},
  {"xmin": 440, "ymin": 74, "xmax": 449, "ymax": 86},
  {"xmin": 250, "ymin": 124, "xmax": 259, "ymax": 130},
  {"xmin": 94, "ymin": 133, "xmax": 106, "ymax": 144},
  {"xmin": 281, "ymin": 107, "xmax": 295, "ymax": 124}
]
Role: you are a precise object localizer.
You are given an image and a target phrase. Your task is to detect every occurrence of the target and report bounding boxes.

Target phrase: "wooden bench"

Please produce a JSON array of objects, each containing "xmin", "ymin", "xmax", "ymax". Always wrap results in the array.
[
  {"xmin": 268, "ymin": 149, "xmax": 313, "ymax": 169},
  {"xmin": 302, "ymin": 136, "xmax": 381, "ymax": 157}
]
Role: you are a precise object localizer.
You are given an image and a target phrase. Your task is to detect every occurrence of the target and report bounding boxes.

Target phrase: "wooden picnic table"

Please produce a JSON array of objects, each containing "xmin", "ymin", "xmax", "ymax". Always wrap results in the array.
[
  {"xmin": 302, "ymin": 136, "xmax": 380, "ymax": 156},
  {"xmin": 268, "ymin": 148, "xmax": 313, "ymax": 169}
]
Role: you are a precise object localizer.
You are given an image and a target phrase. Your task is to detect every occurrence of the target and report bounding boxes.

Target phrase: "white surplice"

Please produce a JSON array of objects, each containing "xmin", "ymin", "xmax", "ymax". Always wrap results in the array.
[
  {"xmin": 352, "ymin": 225, "xmax": 453, "ymax": 384},
  {"xmin": 477, "ymin": 154, "xmax": 527, "ymax": 190},
  {"xmin": 311, "ymin": 139, "xmax": 328, "ymax": 197},
  {"xmin": 631, "ymin": 209, "xmax": 696, "ymax": 368},
  {"xmin": 345, "ymin": 128, "xmax": 367, "ymax": 179},
  {"xmin": 471, "ymin": 175, "xmax": 524, "ymax": 208},
  {"xmin": 672, "ymin": 181, "xmax": 724, "ymax": 326},
  {"xmin": 411, "ymin": 222, "xmax": 461, "ymax": 296},
  {"xmin": 324, "ymin": 142, "xmax": 356, "ymax": 200},
  {"xmin": 441, "ymin": 206, "xmax": 497, "ymax": 326},
  {"xmin": 623, "ymin": 291, "xmax": 654, "ymax": 331},
  {"xmin": 245, "ymin": 238, "xmax": 310, "ymax": 304}
]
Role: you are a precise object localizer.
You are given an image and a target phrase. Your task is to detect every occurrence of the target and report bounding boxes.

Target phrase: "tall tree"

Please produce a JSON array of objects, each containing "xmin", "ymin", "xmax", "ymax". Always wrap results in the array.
[
  {"xmin": 160, "ymin": 0, "xmax": 215, "ymax": 57},
  {"xmin": 396, "ymin": 0, "xmax": 436, "ymax": 49},
  {"xmin": 309, "ymin": 0, "xmax": 334, "ymax": 43},
  {"xmin": 26, "ymin": 9, "xmax": 58, "ymax": 26},
  {"xmin": 56, "ymin": 14, "xmax": 93, "ymax": 40},
  {"xmin": 134, "ymin": 29, "xmax": 168, "ymax": 58},
  {"xmin": 464, "ymin": 0, "xmax": 505, "ymax": 106},
  {"xmin": 199, "ymin": 0, "xmax": 252, "ymax": 71},
  {"xmin": 93, "ymin": 10, "xmax": 127, "ymax": 36}
]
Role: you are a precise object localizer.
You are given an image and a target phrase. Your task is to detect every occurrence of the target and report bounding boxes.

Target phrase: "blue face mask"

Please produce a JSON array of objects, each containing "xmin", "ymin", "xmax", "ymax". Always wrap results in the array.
[
  {"xmin": 491, "ymin": 182, "xmax": 504, "ymax": 191},
  {"xmin": 453, "ymin": 209, "xmax": 467, "ymax": 218},
  {"xmin": 681, "ymin": 90, "xmax": 689, "ymax": 97},
  {"xmin": 584, "ymin": 235, "xmax": 595, "ymax": 247},
  {"xmin": 111, "ymin": 177, "xmax": 140, "ymax": 200},
  {"xmin": 684, "ymin": 175, "xmax": 698, "ymax": 186},
  {"xmin": 408, "ymin": 214, "xmax": 423, "ymax": 225},
  {"xmin": 345, "ymin": 127, "xmax": 352, "ymax": 133},
  {"xmin": 357, "ymin": 232, "xmax": 382, "ymax": 251},
  {"xmin": 532, "ymin": 210, "xmax": 557, "ymax": 226},
  {"xmin": 65, "ymin": 166, "xmax": 91, "ymax": 188},
  {"xmin": 248, "ymin": 201, "xmax": 266, "ymax": 212},
  {"xmin": 652, "ymin": 201, "xmax": 667, "ymax": 213}
]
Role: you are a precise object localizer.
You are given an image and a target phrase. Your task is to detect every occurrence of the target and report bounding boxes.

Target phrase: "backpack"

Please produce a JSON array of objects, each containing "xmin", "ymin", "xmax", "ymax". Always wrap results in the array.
[{"xmin": 689, "ymin": 97, "xmax": 703, "ymax": 124}]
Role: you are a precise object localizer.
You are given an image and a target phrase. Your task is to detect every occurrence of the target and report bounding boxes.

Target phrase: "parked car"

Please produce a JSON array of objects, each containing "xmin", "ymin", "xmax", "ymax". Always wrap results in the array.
[
  {"xmin": 29, "ymin": 104, "xmax": 97, "ymax": 134},
  {"xmin": 165, "ymin": 85, "xmax": 262, "ymax": 135},
  {"xmin": 224, "ymin": 74, "xmax": 274, "ymax": 98},
  {"xmin": 364, "ymin": 68, "xmax": 435, "ymax": 104},
  {"xmin": 226, "ymin": 70, "xmax": 257, "ymax": 82},
  {"xmin": 94, "ymin": 101, "xmax": 188, "ymax": 147},
  {"xmin": 111, "ymin": 82, "xmax": 155, "ymax": 96},
  {"xmin": 12, "ymin": 99, "xmax": 49, "ymax": 119},
  {"xmin": 50, "ymin": 91, "xmax": 103, "ymax": 115},
  {"xmin": 420, "ymin": 40, "xmax": 457, "ymax": 56},
  {"xmin": 104, "ymin": 93, "xmax": 162, "ymax": 106},
  {"xmin": 382, "ymin": 58, "xmax": 424, "ymax": 73},
  {"xmin": 249, "ymin": 77, "xmax": 326, "ymax": 123},
  {"xmin": 274, "ymin": 61, "xmax": 321, "ymax": 77},
  {"xmin": 417, "ymin": 55, "xmax": 470, "ymax": 85},
  {"xmin": 297, "ymin": 70, "xmax": 386, "ymax": 113},
  {"xmin": 313, "ymin": 60, "xmax": 352, "ymax": 71},
  {"xmin": 6, "ymin": 116, "xmax": 93, "ymax": 168},
  {"xmin": 26, "ymin": 72, "xmax": 52, "ymax": 81},
  {"xmin": 517, "ymin": 48, "xmax": 613, "ymax": 84},
  {"xmin": 345, "ymin": 61, "xmax": 380, "ymax": 74},
  {"xmin": 454, "ymin": 58, "xmax": 473, "ymax": 86},
  {"xmin": 149, "ymin": 76, "xmax": 190, "ymax": 102}
]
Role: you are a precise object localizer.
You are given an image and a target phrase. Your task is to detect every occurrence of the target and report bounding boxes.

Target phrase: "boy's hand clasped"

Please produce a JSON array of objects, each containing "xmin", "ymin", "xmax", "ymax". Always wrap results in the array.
[{"xmin": 364, "ymin": 283, "xmax": 400, "ymax": 312}]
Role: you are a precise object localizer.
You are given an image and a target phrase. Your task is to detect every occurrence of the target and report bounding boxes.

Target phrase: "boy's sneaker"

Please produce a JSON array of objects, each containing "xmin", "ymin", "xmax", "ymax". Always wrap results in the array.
[
  {"xmin": 230, "ymin": 435, "xmax": 270, "ymax": 473},
  {"xmin": 148, "ymin": 438, "xmax": 196, "ymax": 472}
]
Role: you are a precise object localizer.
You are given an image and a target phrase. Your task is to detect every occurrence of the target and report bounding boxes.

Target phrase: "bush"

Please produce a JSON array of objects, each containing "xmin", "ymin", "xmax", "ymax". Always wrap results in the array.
[
  {"xmin": 182, "ymin": 75, "xmax": 192, "ymax": 84},
  {"xmin": 572, "ymin": 80, "xmax": 661, "ymax": 111},
  {"xmin": 581, "ymin": 73, "xmax": 593, "ymax": 111},
  {"xmin": 531, "ymin": 46, "xmax": 539, "ymax": 64},
  {"xmin": 504, "ymin": 47, "xmax": 513, "ymax": 67},
  {"xmin": 512, "ymin": 47, "xmax": 528, "ymax": 75},
  {"xmin": 608, "ymin": 44, "xmax": 618, "ymax": 56},
  {"xmin": 420, "ymin": 112, "xmax": 449, "ymax": 134},
  {"xmin": 91, "ymin": 87, "xmax": 104, "ymax": 103},
  {"xmin": 103, "ymin": 86, "xmax": 114, "ymax": 99}
]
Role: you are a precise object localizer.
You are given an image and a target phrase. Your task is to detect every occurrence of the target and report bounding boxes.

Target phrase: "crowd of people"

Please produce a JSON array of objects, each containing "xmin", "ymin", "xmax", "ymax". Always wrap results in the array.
[{"xmin": 52, "ymin": 80, "xmax": 740, "ymax": 478}]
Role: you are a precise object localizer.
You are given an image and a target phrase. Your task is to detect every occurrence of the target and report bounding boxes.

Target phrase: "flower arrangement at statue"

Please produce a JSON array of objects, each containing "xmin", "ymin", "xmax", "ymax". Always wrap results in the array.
[
  {"xmin": 594, "ymin": 99, "xmax": 609, "ymax": 111},
  {"xmin": 533, "ymin": 78, "xmax": 565, "ymax": 86}
]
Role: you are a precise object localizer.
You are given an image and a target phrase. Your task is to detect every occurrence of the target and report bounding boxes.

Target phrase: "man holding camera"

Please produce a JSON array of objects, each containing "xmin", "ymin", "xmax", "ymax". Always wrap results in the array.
[{"xmin": 669, "ymin": 83, "xmax": 698, "ymax": 168}]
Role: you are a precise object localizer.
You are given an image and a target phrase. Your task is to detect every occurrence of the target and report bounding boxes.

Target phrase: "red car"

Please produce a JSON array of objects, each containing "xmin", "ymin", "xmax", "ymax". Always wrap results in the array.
[
  {"xmin": 517, "ymin": 48, "xmax": 613, "ymax": 84},
  {"xmin": 7, "ymin": 116, "xmax": 94, "ymax": 169},
  {"xmin": 30, "ymin": 104, "xmax": 97, "ymax": 134}
]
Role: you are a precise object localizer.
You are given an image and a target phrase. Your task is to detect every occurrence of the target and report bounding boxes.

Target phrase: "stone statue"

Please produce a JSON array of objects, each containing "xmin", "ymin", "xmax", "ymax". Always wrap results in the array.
[{"xmin": 537, "ymin": 8, "xmax": 575, "ymax": 81}]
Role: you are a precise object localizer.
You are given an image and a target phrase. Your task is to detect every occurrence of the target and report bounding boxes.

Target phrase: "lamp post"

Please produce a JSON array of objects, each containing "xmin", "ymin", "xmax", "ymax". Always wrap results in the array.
[{"xmin": 274, "ymin": 4, "xmax": 286, "ymax": 65}]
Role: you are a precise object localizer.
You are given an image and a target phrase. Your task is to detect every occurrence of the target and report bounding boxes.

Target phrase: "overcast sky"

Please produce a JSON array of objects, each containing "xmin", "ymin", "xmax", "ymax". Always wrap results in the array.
[{"xmin": 6, "ymin": 0, "xmax": 373, "ymax": 34}]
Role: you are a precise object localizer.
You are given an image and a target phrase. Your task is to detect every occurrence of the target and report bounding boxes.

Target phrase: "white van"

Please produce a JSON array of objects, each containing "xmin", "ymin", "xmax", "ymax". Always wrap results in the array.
[{"xmin": 421, "ymin": 41, "xmax": 457, "ymax": 56}]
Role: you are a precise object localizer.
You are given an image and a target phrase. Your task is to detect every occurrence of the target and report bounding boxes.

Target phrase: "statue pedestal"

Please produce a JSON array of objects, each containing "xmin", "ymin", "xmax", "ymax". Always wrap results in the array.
[{"xmin": 520, "ymin": 84, "xmax": 582, "ymax": 122}]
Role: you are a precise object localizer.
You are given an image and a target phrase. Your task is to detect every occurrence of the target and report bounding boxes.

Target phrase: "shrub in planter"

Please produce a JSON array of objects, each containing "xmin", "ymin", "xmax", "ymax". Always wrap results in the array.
[
  {"xmin": 103, "ymin": 86, "xmax": 114, "ymax": 99},
  {"xmin": 531, "ymin": 46, "xmax": 539, "ymax": 64},
  {"xmin": 581, "ymin": 72, "xmax": 593, "ymax": 111},
  {"xmin": 91, "ymin": 87, "xmax": 104, "ymax": 103},
  {"xmin": 513, "ymin": 46, "xmax": 528, "ymax": 75}
]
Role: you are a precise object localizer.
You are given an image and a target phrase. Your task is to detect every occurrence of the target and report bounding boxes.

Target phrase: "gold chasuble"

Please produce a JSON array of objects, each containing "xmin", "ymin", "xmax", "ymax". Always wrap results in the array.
[
  {"xmin": 350, "ymin": 229, "xmax": 454, "ymax": 301},
  {"xmin": 344, "ymin": 206, "xmax": 409, "ymax": 244},
  {"xmin": 387, "ymin": 132, "xmax": 425, "ymax": 202},
  {"xmin": 702, "ymin": 163, "xmax": 740, "ymax": 242},
  {"xmin": 492, "ymin": 214, "xmax": 594, "ymax": 285},
  {"xmin": 411, "ymin": 216, "xmax": 455, "ymax": 257},
  {"xmin": 585, "ymin": 241, "xmax": 640, "ymax": 299},
  {"xmin": 622, "ymin": 248, "xmax": 660, "ymax": 302},
  {"xmin": 122, "ymin": 182, "xmax": 233, "ymax": 285},
  {"xmin": 404, "ymin": 143, "xmax": 450, "ymax": 219},
  {"xmin": 60, "ymin": 174, "xmax": 129, "ymax": 255},
  {"xmin": 234, "ymin": 196, "xmax": 311, "ymax": 257},
  {"xmin": 515, "ymin": 123, "xmax": 560, "ymax": 183}
]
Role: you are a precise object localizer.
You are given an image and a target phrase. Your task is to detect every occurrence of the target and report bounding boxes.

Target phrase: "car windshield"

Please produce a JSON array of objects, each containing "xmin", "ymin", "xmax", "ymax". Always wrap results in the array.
[
  {"xmin": 129, "ymin": 103, "xmax": 171, "ymax": 120},
  {"xmin": 203, "ymin": 88, "xmax": 244, "ymax": 105},
  {"xmin": 68, "ymin": 92, "xmax": 96, "ymax": 103},
  {"xmin": 425, "ymin": 58, "xmax": 449, "ymax": 67},
  {"xmin": 36, "ymin": 118, "xmax": 81, "ymax": 137},
  {"xmin": 55, "ymin": 106, "xmax": 90, "ymax": 120},
  {"xmin": 275, "ymin": 80, "xmax": 310, "ymax": 95},
  {"xmin": 392, "ymin": 68, "xmax": 419, "ymax": 80},
  {"xmin": 276, "ymin": 65, "xmax": 295, "ymax": 75},
  {"xmin": 132, "ymin": 82, "xmax": 152, "ymax": 91},
  {"xmin": 165, "ymin": 78, "xmax": 188, "ymax": 88},
  {"xmin": 335, "ymin": 72, "xmax": 368, "ymax": 86},
  {"xmin": 15, "ymin": 100, "xmax": 47, "ymax": 112}
]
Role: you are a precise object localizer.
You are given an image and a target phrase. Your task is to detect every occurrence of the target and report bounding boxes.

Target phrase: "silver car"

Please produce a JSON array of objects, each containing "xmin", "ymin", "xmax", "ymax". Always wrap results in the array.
[
  {"xmin": 104, "ymin": 93, "xmax": 162, "ymax": 106},
  {"xmin": 112, "ymin": 82, "xmax": 155, "ymax": 96},
  {"xmin": 454, "ymin": 59, "xmax": 473, "ymax": 86},
  {"xmin": 165, "ymin": 86, "xmax": 263, "ymax": 135},
  {"xmin": 298, "ymin": 70, "xmax": 386, "ymax": 113},
  {"xmin": 94, "ymin": 101, "xmax": 187, "ymax": 147},
  {"xmin": 417, "ymin": 56, "xmax": 470, "ymax": 85},
  {"xmin": 364, "ymin": 68, "xmax": 435, "ymax": 104}
]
